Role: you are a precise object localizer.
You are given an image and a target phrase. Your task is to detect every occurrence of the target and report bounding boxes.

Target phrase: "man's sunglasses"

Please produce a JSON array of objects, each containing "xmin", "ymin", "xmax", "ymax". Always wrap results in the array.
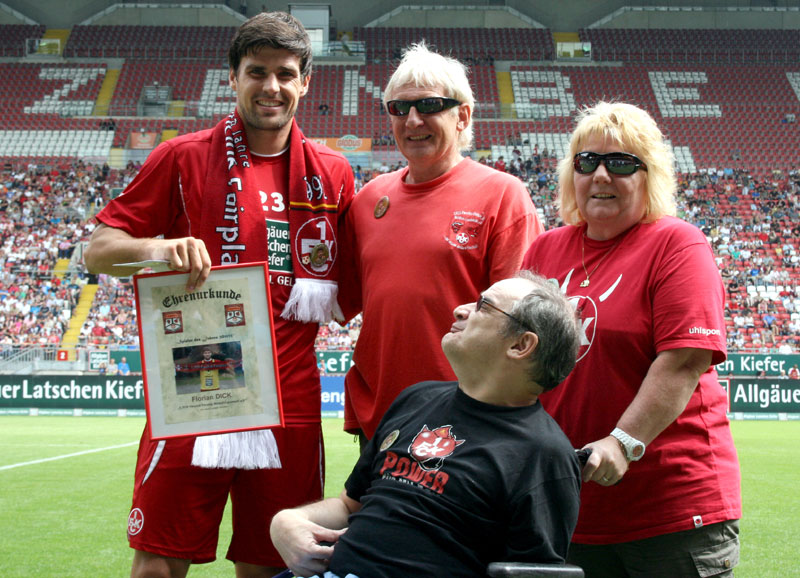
[
  {"xmin": 385, "ymin": 97, "xmax": 461, "ymax": 117},
  {"xmin": 476, "ymin": 295, "xmax": 533, "ymax": 332},
  {"xmin": 573, "ymin": 152, "xmax": 648, "ymax": 176}
]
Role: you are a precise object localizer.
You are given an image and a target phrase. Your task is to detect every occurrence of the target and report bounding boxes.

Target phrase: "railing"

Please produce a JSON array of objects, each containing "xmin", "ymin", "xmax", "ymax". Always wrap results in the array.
[
  {"xmin": 61, "ymin": 42, "xmax": 366, "ymax": 62},
  {"xmin": 0, "ymin": 346, "xmax": 101, "ymax": 374},
  {"xmin": 1, "ymin": 346, "xmax": 60, "ymax": 369},
  {"xmin": 592, "ymin": 47, "xmax": 800, "ymax": 64}
]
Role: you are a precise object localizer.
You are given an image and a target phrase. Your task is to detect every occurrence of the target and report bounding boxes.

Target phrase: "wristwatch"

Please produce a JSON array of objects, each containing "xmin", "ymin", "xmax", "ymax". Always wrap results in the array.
[{"xmin": 610, "ymin": 428, "xmax": 645, "ymax": 461}]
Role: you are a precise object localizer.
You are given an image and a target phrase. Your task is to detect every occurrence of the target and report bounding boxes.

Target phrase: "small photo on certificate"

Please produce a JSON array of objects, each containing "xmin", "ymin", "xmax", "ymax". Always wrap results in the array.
[
  {"xmin": 172, "ymin": 341, "xmax": 245, "ymax": 398},
  {"xmin": 133, "ymin": 262, "xmax": 282, "ymax": 439}
]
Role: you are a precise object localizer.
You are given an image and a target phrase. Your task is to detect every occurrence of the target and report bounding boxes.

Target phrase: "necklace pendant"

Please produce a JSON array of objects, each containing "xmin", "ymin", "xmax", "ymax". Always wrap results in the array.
[{"xmin": 580, "ymin": 278, "xmax": 590, "ymax": 288}]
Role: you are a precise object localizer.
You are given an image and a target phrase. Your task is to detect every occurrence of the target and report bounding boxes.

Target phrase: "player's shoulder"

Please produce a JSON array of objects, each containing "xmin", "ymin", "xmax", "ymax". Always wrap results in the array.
[
  {"xmin": 157, "ymin": 128, "xmax": 214, "ymax": 154},
  {"xmin": 172, "ymin": 127, "xmax": 214, "ymax": 145},
  {"xmin": 305, "ymin": 138, "xmax": 350, "ymax": 166}
]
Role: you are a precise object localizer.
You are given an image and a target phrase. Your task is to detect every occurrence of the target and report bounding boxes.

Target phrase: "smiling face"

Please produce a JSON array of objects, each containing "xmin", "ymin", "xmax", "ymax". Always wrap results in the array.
[
  {"xmin": 229, "ymin": 46, "xmax": 309, "ymax": 153},
  {"xmin": 573, "ymin": 133, "xmax": 649, "ymax": 240},
  {"xmin": 441, "ymin": 278, "xmax": 535, "ymax": 372},
  {"xmin": 389, "ymin": 83, "xmax": 470, "ymax": 184}
]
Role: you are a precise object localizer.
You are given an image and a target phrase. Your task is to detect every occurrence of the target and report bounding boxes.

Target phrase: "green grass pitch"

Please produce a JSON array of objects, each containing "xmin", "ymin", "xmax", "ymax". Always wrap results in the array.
[{"xmin": 0, "ymin": 417, "xmax": 796, "ymax": 576}]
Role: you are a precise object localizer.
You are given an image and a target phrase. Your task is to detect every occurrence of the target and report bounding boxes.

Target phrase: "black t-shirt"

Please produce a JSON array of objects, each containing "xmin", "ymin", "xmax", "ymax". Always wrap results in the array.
[{"xmin": 329, "ymin": 381, "xmax": 581, "ymax": 578}]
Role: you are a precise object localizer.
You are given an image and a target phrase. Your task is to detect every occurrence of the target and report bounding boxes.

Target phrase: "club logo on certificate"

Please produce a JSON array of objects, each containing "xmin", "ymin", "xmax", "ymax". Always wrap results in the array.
[
  {"xmin": 163, "ymin": 311, "xmax": 184, "ymax": 334},
  {"xmin": 225, "ymin": 303, "xmax": 246, "ymax": 327}
]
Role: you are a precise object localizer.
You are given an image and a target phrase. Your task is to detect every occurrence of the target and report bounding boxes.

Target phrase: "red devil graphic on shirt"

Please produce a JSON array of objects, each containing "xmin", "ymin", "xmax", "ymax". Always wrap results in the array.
[{"xmin": 409, "ymin": 425, "xmax": 465, "ymax": 471}]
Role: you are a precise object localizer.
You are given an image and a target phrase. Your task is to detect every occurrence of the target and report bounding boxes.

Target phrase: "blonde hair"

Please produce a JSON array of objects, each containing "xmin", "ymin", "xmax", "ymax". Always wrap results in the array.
[
  {"xmin": 557, "ymin": 101, "xmax": 676, "ymax": 226},
  {"xmin": 383, "ymin": 43, "xmax": 474, "ymax": 151}
]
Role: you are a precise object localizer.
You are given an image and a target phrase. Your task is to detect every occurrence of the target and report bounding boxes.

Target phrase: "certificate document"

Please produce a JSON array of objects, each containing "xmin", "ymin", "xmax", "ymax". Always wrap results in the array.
[{"xmin": 133, "ymin": 262, "xmax": 282, "ymax": 439}]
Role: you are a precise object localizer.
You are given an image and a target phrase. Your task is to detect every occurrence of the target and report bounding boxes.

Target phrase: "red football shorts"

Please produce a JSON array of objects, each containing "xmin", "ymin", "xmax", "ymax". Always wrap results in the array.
[{"xmin": 126, "ymin": 423, "xmax": 324, "ymax": 567}]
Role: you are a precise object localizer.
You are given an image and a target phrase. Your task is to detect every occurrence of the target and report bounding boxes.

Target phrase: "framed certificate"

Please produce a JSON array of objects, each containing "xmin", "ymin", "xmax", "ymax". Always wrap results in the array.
[{"xmin": 133, "ymin": 262, "xmax": 282, "ymax": 439}]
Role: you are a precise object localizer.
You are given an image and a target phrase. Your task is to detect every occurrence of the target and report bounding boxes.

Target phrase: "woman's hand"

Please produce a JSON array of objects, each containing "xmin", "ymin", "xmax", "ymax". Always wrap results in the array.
[{"xmin": 580, "ymin": 436, "xmax": 629, "ymax": 486}]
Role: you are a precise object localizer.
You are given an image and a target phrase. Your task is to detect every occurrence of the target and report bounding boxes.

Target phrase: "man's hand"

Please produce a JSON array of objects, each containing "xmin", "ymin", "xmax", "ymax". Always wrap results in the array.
[
  {"xmin": 151, "ymin": 236, "xmax": 212, "ymax": 291},
  {"xmin": 270, "ymin": 509, "xmax": 346, "ymax": 578},
  {"xmin": 85, "ymin": 225, "xmax": 212, "ymax": 291}
]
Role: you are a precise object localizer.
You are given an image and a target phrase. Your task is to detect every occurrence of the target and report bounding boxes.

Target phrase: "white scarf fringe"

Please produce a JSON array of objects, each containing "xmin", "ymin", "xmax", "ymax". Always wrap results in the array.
[
  {"xmin": 281, "ymin": 278, "xmax": 343, "ymax": 323},
  {"xmin": 191, "ymin": 429, "xmax": 282, "ymax": 469}
]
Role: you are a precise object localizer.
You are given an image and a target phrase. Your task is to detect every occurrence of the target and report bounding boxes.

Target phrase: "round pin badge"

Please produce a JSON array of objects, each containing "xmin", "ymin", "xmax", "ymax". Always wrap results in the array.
[
  {"xmin": 374, "ymin": 196, "xmax": 390, "ymax": 218},
  {"xmin": 380, "ymin": 430, "xmax": 400, "ymax": 451},
  {"xmin": 309, "ymin": 243, "xmax": 330, "ymax": 268}
]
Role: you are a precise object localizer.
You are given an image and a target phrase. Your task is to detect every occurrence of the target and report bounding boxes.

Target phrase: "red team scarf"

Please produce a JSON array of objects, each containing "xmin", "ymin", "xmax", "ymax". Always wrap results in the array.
[
  {"xmin": 200, "ymin": 109, "xmax": 342, "ymax": 323},
  {"xmin": 192, "ymin": 110, "xmax": 342, "ymax": 469}
]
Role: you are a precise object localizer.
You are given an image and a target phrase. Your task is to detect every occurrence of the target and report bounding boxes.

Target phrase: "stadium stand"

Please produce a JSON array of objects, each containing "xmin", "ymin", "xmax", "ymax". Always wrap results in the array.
[
  {"xmin": 354, "ymin": 26, "xmax": 555, "ymax": 61},
  {"xmin": 581, "ymin": 28, "xmax": 800, "ymax": 64},
  {"xmin": 0, "ymin": 23, "xmax": 45, "ymax": 57},
  {"xmin": 1, "ymin": 14, "xmax": 800, "ymax": 362},
  {"xmin": 64, "ymin": 24, "xmax": 233, "ymax": 60}
]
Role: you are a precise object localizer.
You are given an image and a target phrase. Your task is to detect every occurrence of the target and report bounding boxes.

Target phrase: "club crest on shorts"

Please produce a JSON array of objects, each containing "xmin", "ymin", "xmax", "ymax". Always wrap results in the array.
[
  {"xmin": 162, "ymin": 311, "xmax": 183, "ymax": 334},
  {"xmin": 409, "ymin": 425, "xmax": 465, "ymax": 471},
  {"xmin": 127, "ymin": 508, "xmax": 144, "ymax": 536},
  {"xmin": 224, "ymin": 303, "xmax": 246, "ymax": 327}
]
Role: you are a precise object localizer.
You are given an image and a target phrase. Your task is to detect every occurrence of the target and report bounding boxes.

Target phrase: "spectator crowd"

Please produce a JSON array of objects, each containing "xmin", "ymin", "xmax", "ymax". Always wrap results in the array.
[{"xmin": 1, "ymin": 157, "xmax": 799, "ymax": 358}]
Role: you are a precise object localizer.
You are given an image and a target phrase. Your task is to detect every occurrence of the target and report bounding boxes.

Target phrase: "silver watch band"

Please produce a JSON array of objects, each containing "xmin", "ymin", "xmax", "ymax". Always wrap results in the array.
[{"xmin": 610, "ymin": 427, "xmax": 645, "ymax": 461}]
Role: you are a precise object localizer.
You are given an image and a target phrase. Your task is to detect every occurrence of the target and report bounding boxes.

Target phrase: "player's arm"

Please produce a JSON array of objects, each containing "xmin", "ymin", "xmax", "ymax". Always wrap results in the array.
[
  {"xmin": 270, "ymin": 489, "xmax": 360, "ymax": 577},
  {"xmin": 85, "ymin": 223, "xmax": 212, "ymax": 291}
]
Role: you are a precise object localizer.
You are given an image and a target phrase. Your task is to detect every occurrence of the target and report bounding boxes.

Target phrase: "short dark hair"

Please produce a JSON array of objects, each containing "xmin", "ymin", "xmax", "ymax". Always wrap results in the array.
[
  {"xmin": 228, "ymin": 11, "xmax": 312, "ymax": 78},
  {"xmin": 503, "ymin": 271, "xmax": 580, "ymax": 391}
]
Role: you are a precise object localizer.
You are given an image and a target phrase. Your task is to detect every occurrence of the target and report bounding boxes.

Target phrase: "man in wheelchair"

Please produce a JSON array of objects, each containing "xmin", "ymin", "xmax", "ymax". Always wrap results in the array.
[{"xmin": 270, "ymin": 272, "xmax": 583, "ymax": 577}]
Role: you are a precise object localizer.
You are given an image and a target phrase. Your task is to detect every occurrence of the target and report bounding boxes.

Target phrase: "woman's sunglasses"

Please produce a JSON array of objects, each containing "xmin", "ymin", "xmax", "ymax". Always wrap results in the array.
[
  {"xmin": 573, "ymin": 152, "xmax": 648, "ymax": 176},
  {"xmin": 385, "ymin": 97, "xmax": 461, "ymax": 117}
]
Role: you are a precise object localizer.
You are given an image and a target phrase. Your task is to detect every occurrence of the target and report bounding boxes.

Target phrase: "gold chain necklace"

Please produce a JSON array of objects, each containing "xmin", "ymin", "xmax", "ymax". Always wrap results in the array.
[{"xmin": 579, "ymin": 234, "xmax": 623, "ymax": 288}]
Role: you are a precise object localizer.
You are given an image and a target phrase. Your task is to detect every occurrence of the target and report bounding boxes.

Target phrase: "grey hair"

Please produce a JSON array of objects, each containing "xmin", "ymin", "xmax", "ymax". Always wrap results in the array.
[
  {"xmin": 383, "ymin": 42, "xmax": 474, "ymax": 151},
  {"xmin": 502, "ymin": 271, "xmax": 581, "ymax": 391}
]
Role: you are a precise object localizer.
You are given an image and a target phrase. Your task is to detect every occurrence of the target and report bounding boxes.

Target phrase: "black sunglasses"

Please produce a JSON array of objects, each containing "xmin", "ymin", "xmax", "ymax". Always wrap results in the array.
[
  {"xmin": 573, "ymin": 152, "xmax": 648, "ymax": 176},
  {"xmin": 476, "ymin": 295, "xmax": 533, "ymax": 332},
  {"xmin": 386, "ymin": 97, "xmax": 461, "ymax": 117}
]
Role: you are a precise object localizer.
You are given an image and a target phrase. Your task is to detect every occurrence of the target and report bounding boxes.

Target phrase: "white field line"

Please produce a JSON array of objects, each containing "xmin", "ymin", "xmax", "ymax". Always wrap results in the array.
[{"xmin": 0, "ymin": 441, "xmax": 138, "ymax": 471}]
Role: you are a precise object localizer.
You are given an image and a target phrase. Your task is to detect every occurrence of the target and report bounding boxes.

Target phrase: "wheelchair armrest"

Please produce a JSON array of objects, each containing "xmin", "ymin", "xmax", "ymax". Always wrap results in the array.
[{"xmin": 486, "ymin": 562, "xmax": 584, "ymax": 577}]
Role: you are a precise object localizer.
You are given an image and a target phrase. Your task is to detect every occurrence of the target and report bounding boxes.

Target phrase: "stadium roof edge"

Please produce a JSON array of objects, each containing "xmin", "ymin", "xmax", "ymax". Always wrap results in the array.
[
  {"xmin": 364, "ymin": 5, "xmax": 545, "ymax": 29},
  {"xmin": 79, "ymin": 2, "xmax": 246, "ymax": 27},
  {"xmin": 0, "ymin": 1, "xmax": 37, "ymax": 25},
  {"xmin": 588, "ymin": 5, "xmax": 800, "ymax": 29}
]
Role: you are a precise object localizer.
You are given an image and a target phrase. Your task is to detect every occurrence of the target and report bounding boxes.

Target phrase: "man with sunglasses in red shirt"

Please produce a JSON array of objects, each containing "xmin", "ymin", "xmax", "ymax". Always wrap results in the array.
[{"xmin": 337, "ymin": 43, "xmax": 543, "ymax": 448}]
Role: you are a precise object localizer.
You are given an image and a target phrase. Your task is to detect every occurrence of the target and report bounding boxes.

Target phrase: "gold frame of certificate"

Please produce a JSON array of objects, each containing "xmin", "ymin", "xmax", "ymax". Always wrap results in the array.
[{"xmin": 133, "ymin": 262, "xmax": 282, "ymax": 440}]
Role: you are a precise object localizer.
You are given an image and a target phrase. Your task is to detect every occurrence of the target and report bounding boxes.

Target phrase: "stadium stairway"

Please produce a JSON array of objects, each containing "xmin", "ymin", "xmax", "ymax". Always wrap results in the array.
[
  {"xmin": 41, "ymin": 29, "xmax": 70, "ymax": 55},
  {"xmin": 52, "ymin": 258, "xmax": 70, "ymax": 279},
  {"xmin": 553, "ymin": 32, "xmax": 580, "ymax": 43},
  {"xmin": 495, "ymin": 70, "xmax": 516, "ymax": 119},
  {"xmin": 108, "ymin": 147, "xmax": 126, "ymax": 169},
  {"xmin": 160, "ymin": 128, "xmax": 179, "ymax": 143},
  {"xmin": 93, "ymin": 66, "xmax": 121, "ymax": 117},
  {"xmin": 166, "ymin": 101, "xmax": 185, "ymax": 117},
  {"xmin": 60, "ymin": 283, "xmax": 99, "ymax": 360}
]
